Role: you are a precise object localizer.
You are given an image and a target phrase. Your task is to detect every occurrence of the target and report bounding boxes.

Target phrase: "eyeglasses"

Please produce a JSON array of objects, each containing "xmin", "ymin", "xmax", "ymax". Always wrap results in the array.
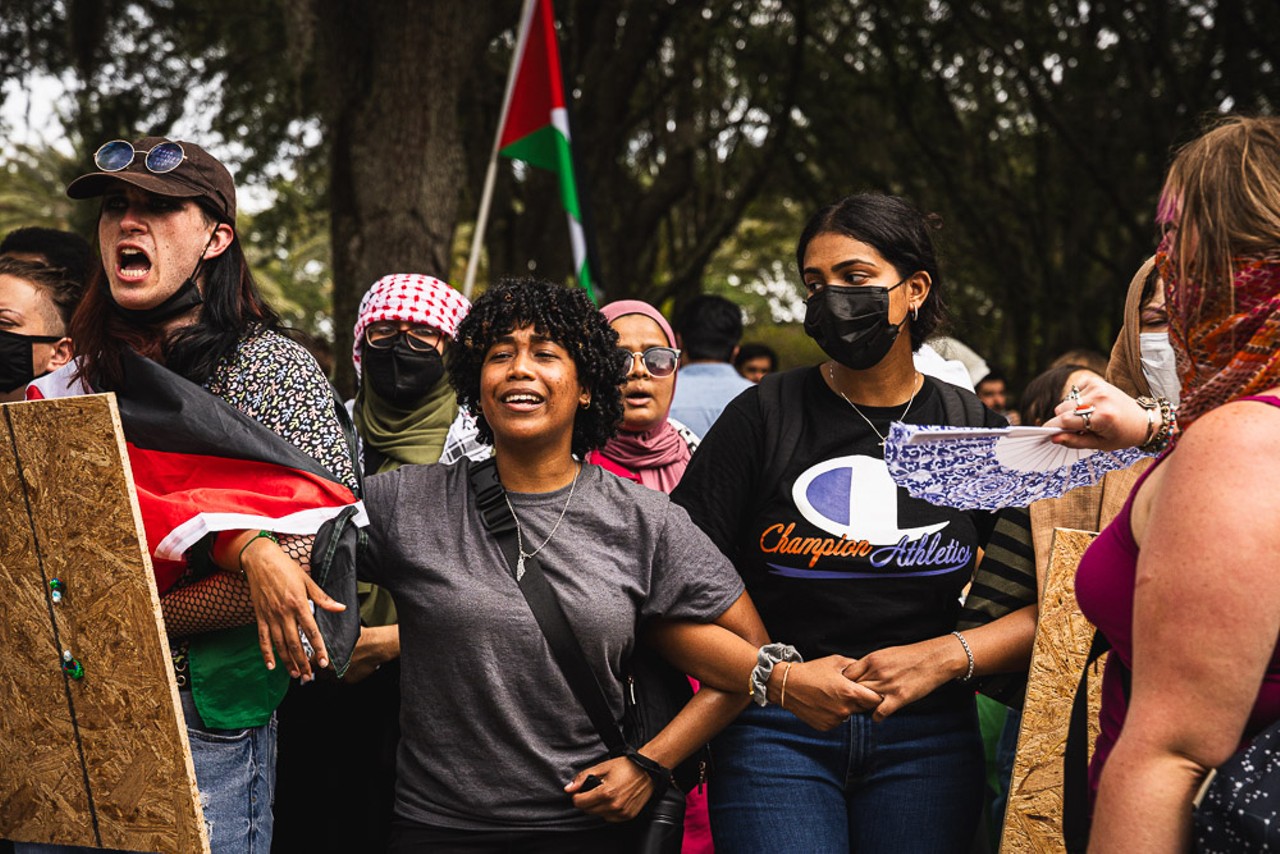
[
  {"xmin": 94, "ymin": 140, "xmax": 187, "ymax": 174},
  {"xmin": 620, "ymin": 346, "xmax": 681, "ymax": 378},
  {"xmin": 365, "ymin": 322, "xmax": 445, "ymax": 352}
]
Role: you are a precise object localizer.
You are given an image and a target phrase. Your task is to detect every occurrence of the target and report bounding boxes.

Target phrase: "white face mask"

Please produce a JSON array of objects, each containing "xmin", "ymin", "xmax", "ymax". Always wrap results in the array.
[{"xmin": 1139, "ymin": 332, "xmax": 1181, "ymax": 406}]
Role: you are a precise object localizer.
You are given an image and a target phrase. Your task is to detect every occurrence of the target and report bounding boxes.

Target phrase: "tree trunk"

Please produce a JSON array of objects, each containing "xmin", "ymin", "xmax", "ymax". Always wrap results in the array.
[{"xmin": 313, "ymin": 0, "xmax": 494, "ymax": 397}]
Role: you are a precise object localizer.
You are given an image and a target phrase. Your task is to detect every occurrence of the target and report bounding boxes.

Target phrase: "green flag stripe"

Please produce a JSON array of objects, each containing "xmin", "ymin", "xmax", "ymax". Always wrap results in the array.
[
  {"xmin": 500, "ymin": 125, "xmax": 582, "ymax": 221},
  {"xmin": 500, "ymin": 124, "xmax": 594, "ymax": 297}
]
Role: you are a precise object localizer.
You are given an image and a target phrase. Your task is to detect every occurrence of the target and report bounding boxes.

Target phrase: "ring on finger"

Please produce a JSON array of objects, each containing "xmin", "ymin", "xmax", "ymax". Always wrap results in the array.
[{"xmin": 1080, "ymin": 410, "xmax": 1094, "ymax": 431}]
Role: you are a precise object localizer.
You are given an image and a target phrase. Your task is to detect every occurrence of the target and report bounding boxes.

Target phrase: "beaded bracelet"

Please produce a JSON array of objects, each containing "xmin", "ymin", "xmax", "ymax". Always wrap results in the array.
[
  {"xmin": 952, "ymin": 631, "xmax": 975, "ymax": 682},
  {"xmin": 238, "ymin": 530, "xmax": 279, "ymax": 573},
  {"xmin": 1136, "ymin": 396, "xmax": 1178, "ymax": 454}
]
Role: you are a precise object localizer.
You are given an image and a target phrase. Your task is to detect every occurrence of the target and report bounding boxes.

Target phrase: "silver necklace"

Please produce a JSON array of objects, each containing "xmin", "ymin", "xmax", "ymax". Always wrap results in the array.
[
  {"xmin": 827, "ymin": 363, "xmax": 921, "ymax": 448},
  {"xmin": 503, "ymin": 462, "xmax": 582, "ymax": 580}
]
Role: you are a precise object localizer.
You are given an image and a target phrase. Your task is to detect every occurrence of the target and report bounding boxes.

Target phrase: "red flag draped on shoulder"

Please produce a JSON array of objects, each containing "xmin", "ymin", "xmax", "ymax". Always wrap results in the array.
[{"xmin": 28, "ymin": 353, "xmax": 365, "ymax": 594}]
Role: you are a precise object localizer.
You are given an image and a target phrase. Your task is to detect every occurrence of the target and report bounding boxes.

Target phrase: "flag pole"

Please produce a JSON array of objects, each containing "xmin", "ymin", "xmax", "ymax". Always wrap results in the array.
[
  {"xmin": 463, "ymin": 0, "xmax": 538, "ymax": 299},
  {"xmin": 558, "ymin": 23, "xmax": 603, "ymax": 301}
]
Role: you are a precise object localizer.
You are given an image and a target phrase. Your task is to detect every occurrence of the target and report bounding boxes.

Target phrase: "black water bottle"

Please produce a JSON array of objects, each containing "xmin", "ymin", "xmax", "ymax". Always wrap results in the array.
[{"xmin": 637, "ymin": 786, "xmax": 686, "ymax": 854}]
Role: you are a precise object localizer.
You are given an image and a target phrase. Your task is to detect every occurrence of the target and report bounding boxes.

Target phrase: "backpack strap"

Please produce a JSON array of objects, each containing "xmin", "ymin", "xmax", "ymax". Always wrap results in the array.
[
  {"xmin": 1062, "ymin": 630, "xmax": 1126, "ymax": 852},
  {"xmin": 331, "ymin": 387, "xmax": 366, "ymax": 497},
  {"xmin": 757, "ymin": 367, "xmax": 809, "ymax": 505},
  {"xmin": 926, "ymin": 375, "xmax": 995, "ymax": 428}
]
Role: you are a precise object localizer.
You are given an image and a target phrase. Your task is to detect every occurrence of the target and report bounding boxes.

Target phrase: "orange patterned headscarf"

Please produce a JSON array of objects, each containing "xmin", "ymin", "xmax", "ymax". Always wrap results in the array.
[{"xmin": 1159, "ymin": 231, "xmax": 1280, "ymax": 428}]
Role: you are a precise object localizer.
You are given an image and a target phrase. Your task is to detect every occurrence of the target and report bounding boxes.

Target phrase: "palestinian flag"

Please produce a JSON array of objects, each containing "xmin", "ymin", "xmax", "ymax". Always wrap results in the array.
[
  {"xmin": 498, "ymin": 0, "xmax": 595, "ymax": 299},
  {"xmin": 27, "ymin": 352, "xmax": 366, "ymax": 597}
]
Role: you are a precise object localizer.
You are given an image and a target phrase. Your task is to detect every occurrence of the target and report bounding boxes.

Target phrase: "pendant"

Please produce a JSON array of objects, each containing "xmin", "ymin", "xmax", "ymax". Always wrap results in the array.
[{"xmin": 516, "ymin": 552, "xmax": 527, "ymax": 581}]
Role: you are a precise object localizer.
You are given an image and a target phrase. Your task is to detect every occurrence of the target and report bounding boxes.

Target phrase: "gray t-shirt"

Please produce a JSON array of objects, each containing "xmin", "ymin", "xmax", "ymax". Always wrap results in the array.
[{"xmin": 362, "ymin": 459, "xmax": 745, "ymax": 831}]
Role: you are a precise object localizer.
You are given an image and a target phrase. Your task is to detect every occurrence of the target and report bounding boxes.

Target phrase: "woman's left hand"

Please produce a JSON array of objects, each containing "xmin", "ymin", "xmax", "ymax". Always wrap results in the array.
[
  {"xmin": 565, "ymin": 756, "xmax": 655, "ymax": 821},
  {"xmin": 841, "ymin": 636, "xmax": 966, "ymax": 722},
  {"xmin": 1044, "ymin": 373, "xmax": 1151, "ymax": 450},
  {"xmin": 238, "ymin": 535, "xmax": 345, "ymax": 680}
]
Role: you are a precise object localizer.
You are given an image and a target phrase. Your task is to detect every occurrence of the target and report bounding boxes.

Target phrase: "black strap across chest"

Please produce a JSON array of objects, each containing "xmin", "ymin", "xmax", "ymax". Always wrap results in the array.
[{"xmin": 468, "ymin": 458, "xmax": 659, "ymax": 773}]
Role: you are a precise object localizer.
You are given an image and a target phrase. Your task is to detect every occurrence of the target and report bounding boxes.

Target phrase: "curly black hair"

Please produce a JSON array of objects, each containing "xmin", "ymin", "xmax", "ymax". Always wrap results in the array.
[{"xmin": 447, "ymin": 277, "xmax": 625, "ymax": 457}]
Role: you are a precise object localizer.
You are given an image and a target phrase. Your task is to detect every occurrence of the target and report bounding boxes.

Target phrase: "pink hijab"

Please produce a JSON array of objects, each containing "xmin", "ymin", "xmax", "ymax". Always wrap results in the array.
[{"xmin": 594, "ymin": 300, "xmax": 691, "ymax": 494}]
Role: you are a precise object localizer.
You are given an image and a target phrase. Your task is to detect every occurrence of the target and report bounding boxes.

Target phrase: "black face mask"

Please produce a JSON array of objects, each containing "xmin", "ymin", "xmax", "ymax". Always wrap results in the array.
[
  {"xmin": 363, "ymin": 337, "xmax": 446, "ymax": 409},
  {"xmin": 107, "ymin": 275, "xmax": 204, "ymax": 325},
  {"xmin": 803, "ymin": 280, "xmax": 907, "ymax": 370},
  {"xmin": 0, "ymin": 327, "xmax": 63, "ymax": 394}
]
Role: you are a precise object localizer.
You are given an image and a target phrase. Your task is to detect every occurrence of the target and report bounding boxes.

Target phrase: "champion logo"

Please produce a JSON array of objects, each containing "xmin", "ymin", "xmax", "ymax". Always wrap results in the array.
[
  {"xmin": 792, "ymin": 455, "xmax": 946, "ymax": 543},
  {"xmin": 763, "ymin": 454, "xmax": 971, "ymax": 580}
]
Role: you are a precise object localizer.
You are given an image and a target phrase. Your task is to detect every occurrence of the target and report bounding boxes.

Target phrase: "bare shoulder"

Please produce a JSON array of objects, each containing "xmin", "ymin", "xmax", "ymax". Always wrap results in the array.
[
  {"xmin": 1174, "ymin": 389, "xmax": 1280, "ymax": 464},
  {"xmin": 1155, "ymin": 388, "xmax": 1280, "ymax": 515}
]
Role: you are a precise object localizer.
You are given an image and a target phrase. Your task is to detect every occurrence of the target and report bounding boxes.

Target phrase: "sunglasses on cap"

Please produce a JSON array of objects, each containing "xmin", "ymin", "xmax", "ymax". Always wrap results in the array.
[
  {"xmin": 365, "ymin": 322, "xmax": 445, "ymax": 352},
  {"xmin": 620, "ymin": 346, "xmax": 681, "ymax": 378},
  {"xmin": 94, "ymin": 140, "xmax": 187, "ymax": 174}
]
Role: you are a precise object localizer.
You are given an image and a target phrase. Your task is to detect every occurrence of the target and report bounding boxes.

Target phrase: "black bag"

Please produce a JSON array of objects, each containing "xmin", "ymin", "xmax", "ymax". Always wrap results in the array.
[
  {"xmin": 469, "ymin": 458, "xmax": 695, "ymax": 854},
  {"xmin": 1064, "ymin": 631, "xmax": 1280, "ymax": 852},
  {"xmin": 1191, "ymin": 718, "xmax": 1280, "ymax": 851},
  {"xmin": 310, "ymin": 504, "xmax": 365, "ymax": 677},
  {"xmin": 623, "ymin": 645, "xmax": 707, "ymax": 793},
  {"xmin": 307, "ymin": 390, "xmax": 367, "ymax": 677}
]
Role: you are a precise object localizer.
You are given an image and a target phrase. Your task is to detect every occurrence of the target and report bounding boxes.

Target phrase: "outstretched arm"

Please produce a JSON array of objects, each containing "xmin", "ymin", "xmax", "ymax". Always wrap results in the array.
[{"xmin": 1044, "ymin": 372, "xmax": 1174, "ymax": 451}]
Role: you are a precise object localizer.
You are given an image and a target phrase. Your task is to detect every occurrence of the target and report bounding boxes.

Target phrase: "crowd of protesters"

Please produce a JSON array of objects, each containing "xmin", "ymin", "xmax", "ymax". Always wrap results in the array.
[{"xmin": 1, "ymin": 113, "xmax": 1278, "ymax": 854}]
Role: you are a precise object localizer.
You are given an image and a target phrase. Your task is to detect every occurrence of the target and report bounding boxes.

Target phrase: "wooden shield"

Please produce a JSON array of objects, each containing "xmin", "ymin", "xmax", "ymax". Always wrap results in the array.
[
  {"xmin": 998, "ymin": 527, "xmax": 1103, "ymax": 853},
  {"xmin": 0, "ymin": 394, "xmax": 207, "ymax": 853}
]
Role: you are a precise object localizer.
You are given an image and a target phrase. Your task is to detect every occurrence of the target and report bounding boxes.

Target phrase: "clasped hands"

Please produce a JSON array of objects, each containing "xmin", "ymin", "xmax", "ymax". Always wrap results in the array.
[{"xmin": 788, "ymin": 635, "xmax": 967, "ymax": 728}]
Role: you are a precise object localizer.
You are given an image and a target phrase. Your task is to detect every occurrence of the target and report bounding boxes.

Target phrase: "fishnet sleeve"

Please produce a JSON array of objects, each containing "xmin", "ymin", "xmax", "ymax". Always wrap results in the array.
[{"xmin": 162, "ymin": 533, "xmax": 314, "ymax": 638}]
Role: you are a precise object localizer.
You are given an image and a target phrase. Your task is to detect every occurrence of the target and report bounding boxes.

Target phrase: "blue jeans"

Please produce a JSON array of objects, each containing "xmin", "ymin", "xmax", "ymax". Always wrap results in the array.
[
  {"xmin": 15, "ymin": 693, "xmax": 277, "ymax": 854},
  {"xmin": 181, "ymin": 691, "xmax": 277, "ymax": 853},
  {"xmin": 709, "ymin": 699, "xmax": 984, "ymax": 853}
]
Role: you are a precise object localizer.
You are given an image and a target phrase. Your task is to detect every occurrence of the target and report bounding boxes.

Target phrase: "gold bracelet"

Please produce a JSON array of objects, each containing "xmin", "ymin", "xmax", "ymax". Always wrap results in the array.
[
  {"xmin": 1140, "ymin": 399, "xmax": 1158, "ymax": 446},
  {"xmin": 780, "ymin": 662, "xmax": 793, "ymax": 709}
]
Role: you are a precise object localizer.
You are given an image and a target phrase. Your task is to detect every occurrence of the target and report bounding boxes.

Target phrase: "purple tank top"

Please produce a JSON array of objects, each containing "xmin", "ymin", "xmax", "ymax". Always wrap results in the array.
[{"xmin": 1075, "ymin": 395, "xmax": 1280, "ymax": 792}]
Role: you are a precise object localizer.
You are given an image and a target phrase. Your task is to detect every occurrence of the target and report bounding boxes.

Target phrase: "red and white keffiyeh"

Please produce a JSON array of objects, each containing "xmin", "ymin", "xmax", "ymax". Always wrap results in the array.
[{"xmin": 352, "ymin": 273, "xmax": 471, "ymax": 376}]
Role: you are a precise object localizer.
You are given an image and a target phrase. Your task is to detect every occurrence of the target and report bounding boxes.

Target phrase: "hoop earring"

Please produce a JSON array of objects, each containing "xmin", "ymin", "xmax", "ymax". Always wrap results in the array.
[{"xmin": 911, "ymin": 305, "xmax": 919, "ymax": 321}]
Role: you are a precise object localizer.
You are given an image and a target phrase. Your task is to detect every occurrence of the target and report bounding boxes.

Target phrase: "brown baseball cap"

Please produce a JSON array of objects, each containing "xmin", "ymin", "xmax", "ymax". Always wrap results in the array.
[{"xmin": 66, "ymin": 136, "xmax": 237, "ymax": 224}]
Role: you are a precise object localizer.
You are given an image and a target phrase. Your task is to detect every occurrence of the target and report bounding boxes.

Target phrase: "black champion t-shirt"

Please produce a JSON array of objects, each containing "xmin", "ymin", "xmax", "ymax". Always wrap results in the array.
[{"xmin": 672, "ymin": 368, "xmax": 1002, "ymax": 708}]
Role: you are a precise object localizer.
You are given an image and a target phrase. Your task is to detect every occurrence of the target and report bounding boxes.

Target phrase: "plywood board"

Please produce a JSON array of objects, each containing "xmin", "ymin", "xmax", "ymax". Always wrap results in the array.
[
  {"xmin": 0, "ymin": 394, "xmax": 207, "ymax": 853},
  {"xmin": 999, "ymin": 527, "xmax": 1102, "ymax": 854}
]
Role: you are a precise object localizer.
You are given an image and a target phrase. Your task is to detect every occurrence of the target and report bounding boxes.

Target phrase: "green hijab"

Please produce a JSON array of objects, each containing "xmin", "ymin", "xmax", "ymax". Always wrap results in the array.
[
  {"xmin": 353, "ymin": 374, "xmax": 457, "ymax": 472},
  {"xmin": 352, "ymin": 374, "xmax": 456, "ymax": 626}
]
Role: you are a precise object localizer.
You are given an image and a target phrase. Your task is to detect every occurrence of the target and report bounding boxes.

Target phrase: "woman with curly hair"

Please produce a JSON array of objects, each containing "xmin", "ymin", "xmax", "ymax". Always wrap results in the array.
[{"xmin": 359, "ymin": 277, "xmax": 879, "ymax": 852}]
